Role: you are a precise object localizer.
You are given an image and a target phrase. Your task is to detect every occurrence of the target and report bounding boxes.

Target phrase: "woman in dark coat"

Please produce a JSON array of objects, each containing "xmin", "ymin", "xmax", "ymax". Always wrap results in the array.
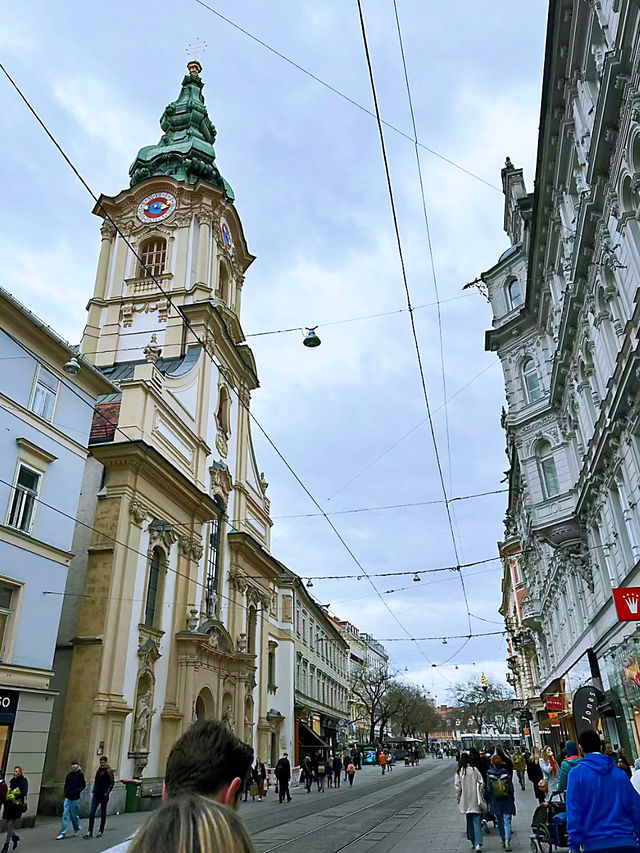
[
  {"xmin": 3, "ymin": 766, "xmax": 28, "ymax": 852},
  {"xmin": 526, "ymin": 746, "xmax": 545, "ymax": 803}
]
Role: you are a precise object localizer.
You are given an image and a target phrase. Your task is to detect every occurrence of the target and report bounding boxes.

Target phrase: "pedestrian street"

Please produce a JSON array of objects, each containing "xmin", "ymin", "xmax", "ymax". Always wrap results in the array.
[{"xmin": 15, "ymin": 758, "xmax": 543, "ymax": 853}]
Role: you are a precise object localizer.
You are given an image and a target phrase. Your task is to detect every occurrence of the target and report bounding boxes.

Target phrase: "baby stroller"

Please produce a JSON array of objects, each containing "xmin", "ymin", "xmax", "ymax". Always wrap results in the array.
[{"xmin": 530, "ymin": 791, "xmax": 569, "ymax": 852}]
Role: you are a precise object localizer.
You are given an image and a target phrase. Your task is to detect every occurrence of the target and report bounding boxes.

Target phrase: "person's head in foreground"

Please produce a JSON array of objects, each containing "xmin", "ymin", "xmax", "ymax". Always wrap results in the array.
[
  {"xmin": 580, "ymin": 729, "xmax": 603, "ymax": 755},
  {"xmin": 129, "ymin": 795, "xmax": 255, "ymax": 853},
  {"xmin": 164, "ymin": 720, "xmax": 254, "ymax": 806}
]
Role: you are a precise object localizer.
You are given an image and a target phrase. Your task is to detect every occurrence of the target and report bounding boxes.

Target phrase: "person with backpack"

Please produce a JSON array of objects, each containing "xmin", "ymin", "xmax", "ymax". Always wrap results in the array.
[
  {"xmin": 567, "ymin": 728, "xmax": 640, "ymax": 853},
  {"xmin": 346, "ymin": 761, "xmax": 356, "ymax": 786},
  {"xmin": 557, "ymin": 740, "xmax": 582, "ymax": 793},
  {"xmin": 512, "ymin": 748, "xmax": 527, "ymax": 790},
  {"xmin": 487, "ymin": 753, "xmax": 516, "ymax": 851},
  {"xmin": 274, "ymin": 753, "xmax": 291, "ymax": 803},
  {"xmin": 378, "ymin": 750, "xmax": 387, "ymax": 776},
  {"xmin": 56, "ymin": 760, "xmax": 86, "ymax": 840},
  {"xmin": 2, "ymin": 767, "xmax": 27, "ymax": 852},
  {"xmin": 454, "ymin": 752, "xmax": 485, "ymax": 853}
]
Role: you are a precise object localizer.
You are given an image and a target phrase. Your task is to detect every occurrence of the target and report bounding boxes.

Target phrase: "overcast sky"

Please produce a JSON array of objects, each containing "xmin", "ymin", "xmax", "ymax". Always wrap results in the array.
[{"xmin": 1, "ymin": 0, "xmax": 548, "ymax": 704}]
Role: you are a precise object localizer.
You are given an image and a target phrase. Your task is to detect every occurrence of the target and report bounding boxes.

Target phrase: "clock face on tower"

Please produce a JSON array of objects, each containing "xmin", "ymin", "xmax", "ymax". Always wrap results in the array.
[
  {"xmin": 137, "ymin": 192, "xmax": 177, "ymax": 223},
  {"xmin": 221, "ymin": 217, "xmax": 233, "ymax": 253}
]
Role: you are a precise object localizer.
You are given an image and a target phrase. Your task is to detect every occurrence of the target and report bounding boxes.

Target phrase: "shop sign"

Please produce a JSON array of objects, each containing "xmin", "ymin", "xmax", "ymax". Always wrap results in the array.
[
  {"xmin": 523, "ymin": 727, "xmax": 530, "ymax": 736},
  {"xmin": 612, "ymin": 587, "xmax": 640, "ymax": 621},
  {"xmin": 573, "ymin": 684, "xmax": 605, "ymax": 736},
  {"xmin": 546, "ymin": 695, "xmax": 565, "ymax": 711},
  {"xmin": 548, "ymin": 712, "xmax": 561, "ymax": 727},
  {"xmin": 0, "ymin": 689, "xmax": 18, "ymax": 724},
  {"xmin": 622, "ymin": 655, "xmax": 640, "ymax": 687}
]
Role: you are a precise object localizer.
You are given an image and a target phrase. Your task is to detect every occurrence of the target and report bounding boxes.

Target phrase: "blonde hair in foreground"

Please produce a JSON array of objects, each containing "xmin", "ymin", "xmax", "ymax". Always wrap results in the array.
[{"xmin": 128, "ymin": 795, "xmax": 255, "ymax": 853}]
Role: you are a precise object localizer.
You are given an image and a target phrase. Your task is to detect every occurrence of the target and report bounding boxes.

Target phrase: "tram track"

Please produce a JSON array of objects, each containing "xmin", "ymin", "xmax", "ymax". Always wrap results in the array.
[{"xmin": 254, "ymin": 762, "xmax": 452, "ymax": 853}]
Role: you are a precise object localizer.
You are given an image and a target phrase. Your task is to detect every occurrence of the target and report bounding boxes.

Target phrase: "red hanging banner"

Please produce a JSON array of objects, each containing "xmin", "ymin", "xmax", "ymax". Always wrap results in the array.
[
  {"xmin": 546, "ymin": 695, "xmax": 565, "ymax": 712},
  {"xmin": 613, "ymin": 587, "xmax": 640, "ymax": 621}
]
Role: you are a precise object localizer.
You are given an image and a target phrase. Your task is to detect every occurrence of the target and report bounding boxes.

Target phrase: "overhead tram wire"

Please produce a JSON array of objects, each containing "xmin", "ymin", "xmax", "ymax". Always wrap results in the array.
[
  {"xmin": 1, "ymin": 65, "xmax": 450, "ymax": 682},
  {"xmin": 354, "ymin": 0, "xmax": 472, "ymax": 633},
  {"xmin": 391, "ymin": 0, "xmax": 467, "ymax": 569},
  {"xmin": 190, "ymin": 0, "xmax": 501, "ymax": 193},
  {"xmin": 268, "ymin": 488, "xmax": 508, "ymax": 519}
]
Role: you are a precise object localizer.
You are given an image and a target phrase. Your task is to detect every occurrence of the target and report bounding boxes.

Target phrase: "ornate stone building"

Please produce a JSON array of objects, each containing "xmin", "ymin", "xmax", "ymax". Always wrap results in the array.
[
  {"xmin": 485, "ymin": 0, "xmax": 640, "ymax": 755},
  {"xmin": 42, "ymin": 59, "xmax": 281, "ymax": 801}
]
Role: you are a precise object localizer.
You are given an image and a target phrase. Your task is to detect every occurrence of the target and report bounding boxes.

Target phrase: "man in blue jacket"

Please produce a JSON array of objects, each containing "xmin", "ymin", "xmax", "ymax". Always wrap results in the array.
[{"xmin": 567, "ymin": 728, "xmax": 640, "ymax": 852}]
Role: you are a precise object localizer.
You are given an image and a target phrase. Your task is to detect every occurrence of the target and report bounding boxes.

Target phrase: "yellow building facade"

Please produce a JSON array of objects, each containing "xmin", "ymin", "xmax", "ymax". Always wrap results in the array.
[{"xmin": 42, "ymin": 60, "xmax": 280, "ymax": 801}]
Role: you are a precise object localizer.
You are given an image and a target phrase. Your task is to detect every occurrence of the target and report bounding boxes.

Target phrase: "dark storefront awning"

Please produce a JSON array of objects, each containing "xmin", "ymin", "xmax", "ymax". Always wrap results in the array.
[{"xmin": 298, "ymin": 720, "xmax": 329, "ymax": 750}]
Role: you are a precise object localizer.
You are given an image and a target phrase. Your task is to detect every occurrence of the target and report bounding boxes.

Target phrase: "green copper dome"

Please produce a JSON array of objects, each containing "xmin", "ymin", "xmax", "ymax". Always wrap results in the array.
[{"xmin": 129, "ymin": 62, "xmax": 234, "ymax": 200}]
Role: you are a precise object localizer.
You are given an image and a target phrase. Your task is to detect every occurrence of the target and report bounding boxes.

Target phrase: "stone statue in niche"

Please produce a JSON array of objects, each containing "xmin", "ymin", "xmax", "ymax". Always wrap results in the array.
[
  {"xmin": 133, "ymin": 690, "xmax": 155, "ymax": 752},
  {"xmin": 222, "ymin": 703, "xmax": 235, "ymax": 732}
]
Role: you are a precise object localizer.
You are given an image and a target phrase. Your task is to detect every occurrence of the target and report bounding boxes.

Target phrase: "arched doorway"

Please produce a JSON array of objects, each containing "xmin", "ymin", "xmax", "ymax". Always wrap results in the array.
[{"xmin": 195, "ymin": 687, "xmax": 215, "ymax": 722}]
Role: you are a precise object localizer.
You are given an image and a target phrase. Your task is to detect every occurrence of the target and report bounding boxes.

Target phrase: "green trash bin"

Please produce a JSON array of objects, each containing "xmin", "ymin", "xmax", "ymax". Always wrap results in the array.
[{"xmin": 122, "ymin": 779, "xmax": 141, "ymax": 813}]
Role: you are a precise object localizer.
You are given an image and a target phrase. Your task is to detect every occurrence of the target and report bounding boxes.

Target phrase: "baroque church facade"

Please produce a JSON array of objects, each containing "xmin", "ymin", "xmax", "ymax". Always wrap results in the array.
[
  {"xmin": 486, "ymin": 0, "xmax": 640, "ymax": 754},
  {"xmin": 42, "ymin": 59, "xmax": 283, "ymax": 798}
]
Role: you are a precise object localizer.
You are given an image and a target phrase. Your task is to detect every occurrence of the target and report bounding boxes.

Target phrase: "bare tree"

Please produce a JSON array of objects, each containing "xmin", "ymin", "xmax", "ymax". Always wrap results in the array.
[
  {"xmin": 350, "ymin": 661, "xmax": 395, "ymax": 743},
  {"xmin": 452, "ymin": 678, "xmax": 513, "ymax": 734}
]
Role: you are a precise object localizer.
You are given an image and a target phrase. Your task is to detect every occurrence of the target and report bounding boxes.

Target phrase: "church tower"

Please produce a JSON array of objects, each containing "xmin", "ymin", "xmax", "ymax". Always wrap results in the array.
[{"xmin": 42, "ymin": 60, "xmax": 283, "ymax": 803}]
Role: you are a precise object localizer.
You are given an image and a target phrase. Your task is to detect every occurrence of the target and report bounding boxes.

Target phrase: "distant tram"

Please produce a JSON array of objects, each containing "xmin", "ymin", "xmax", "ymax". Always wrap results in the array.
[{"xmin": 459, "ymin": 732, "xmax": 522, "ymax": 753}]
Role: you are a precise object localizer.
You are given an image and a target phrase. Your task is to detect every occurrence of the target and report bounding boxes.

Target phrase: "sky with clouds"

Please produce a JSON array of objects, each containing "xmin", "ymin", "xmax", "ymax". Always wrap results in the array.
[{"xmin": 1, "ymin": 0, "xmax": 548, "ymax": 704}]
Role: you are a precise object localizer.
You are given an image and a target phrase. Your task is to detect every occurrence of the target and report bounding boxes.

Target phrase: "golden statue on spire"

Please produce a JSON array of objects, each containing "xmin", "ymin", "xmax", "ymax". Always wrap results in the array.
[{"xmin": 186, "ymin": 38, "xmax": 207, "ymax": 76}]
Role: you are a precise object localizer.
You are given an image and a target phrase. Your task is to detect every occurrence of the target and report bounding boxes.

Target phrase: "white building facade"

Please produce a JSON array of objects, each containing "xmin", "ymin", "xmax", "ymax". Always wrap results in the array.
[
  {"xmin": 0, "ymin": 287, "xmax": 113, "ymax": 813},
  {"xmin": 485, "ymin": 0, "xmax": 640, "ymax": 755}
]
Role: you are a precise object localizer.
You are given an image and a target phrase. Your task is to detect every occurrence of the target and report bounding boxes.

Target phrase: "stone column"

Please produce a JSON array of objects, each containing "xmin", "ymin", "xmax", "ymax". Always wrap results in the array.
[{"xmin": 94, "ymin": 221, "xmax": 116, "ymax": 298}]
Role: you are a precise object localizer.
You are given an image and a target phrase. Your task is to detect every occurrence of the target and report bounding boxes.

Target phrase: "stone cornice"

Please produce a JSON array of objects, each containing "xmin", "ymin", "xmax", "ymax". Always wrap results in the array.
[{"xmin": 0, "ymin": 525, "xmax": 73, "ymax": 566}]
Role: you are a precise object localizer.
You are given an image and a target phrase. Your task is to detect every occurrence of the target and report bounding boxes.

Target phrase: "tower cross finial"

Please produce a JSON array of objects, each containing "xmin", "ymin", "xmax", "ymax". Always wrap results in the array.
[{"xmin": 186, "ymin": 39, "xmax": 207, "ymax": 75}]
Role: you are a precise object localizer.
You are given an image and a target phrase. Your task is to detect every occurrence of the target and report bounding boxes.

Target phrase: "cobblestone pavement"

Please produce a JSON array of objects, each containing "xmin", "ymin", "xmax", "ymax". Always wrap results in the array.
[{"xmin": 5, "ymin": 760, "xmax": 549, "ymax": 852}]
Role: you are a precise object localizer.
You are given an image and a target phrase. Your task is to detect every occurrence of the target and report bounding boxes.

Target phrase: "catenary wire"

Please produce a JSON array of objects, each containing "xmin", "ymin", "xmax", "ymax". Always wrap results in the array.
[
  {"xmin": 354, "ymin": 0, "xmax": 471, "ymax": 634},
  {"xmin": 268, "ymin": 488, "xmax": 508, "ymax": 520},
  {"xmin": 190, "ymin": 0, "xmax": 501, "ymax": 192}
]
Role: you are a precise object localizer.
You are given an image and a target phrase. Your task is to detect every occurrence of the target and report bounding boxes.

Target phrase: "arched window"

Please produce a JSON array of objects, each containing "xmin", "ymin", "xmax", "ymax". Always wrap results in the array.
[
  {"xmin": 138, "ymin": 237, "xmax": 167, "ymax": 278},
  {"xmin": 217, "ymin": 261, "xmax": 230, "ymax": 304},
  {"xmin": 536, "ymin": 439, "xmax": 560, "ymax": 498},
  {"xmin": 144, "ymin": 546, "xmax": 163, "ymax": 627},
  {"xmin": 216, "ymin": 386, "xmax": 231, "ymax": 438},
  {"xmin": 522, "ymin": 358, "xmax": 542, "ymax": 403},
  {"xmin": 507, "ymin": 278, "xmax": 523, "ymax": 310}
]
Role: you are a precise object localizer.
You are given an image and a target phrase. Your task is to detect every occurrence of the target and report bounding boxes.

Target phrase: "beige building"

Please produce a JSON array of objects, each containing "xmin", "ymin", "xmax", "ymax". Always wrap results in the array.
[
  {"xmin": 334, "ymin": 620, "xmax": 388, "ymax": 742},
  {"xmin": 42, "ymin": 59, "xmax": 283, "ymax": 803}
]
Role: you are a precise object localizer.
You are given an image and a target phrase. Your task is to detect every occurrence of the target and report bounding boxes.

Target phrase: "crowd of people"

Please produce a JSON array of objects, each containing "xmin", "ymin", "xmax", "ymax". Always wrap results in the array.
[{"xmin": 454, "ymin": 732, "xmax": 640, "ymax": 852}]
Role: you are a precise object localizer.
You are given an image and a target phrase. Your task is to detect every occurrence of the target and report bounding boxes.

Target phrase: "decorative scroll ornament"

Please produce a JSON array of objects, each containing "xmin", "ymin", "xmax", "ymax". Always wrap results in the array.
[
  {"xmin": 129, "ymin": 498, "xmax": 149, "ymax": 526},
  {"xmin": 149, "ymin": 518, "xmax": 178, "ymax": 550},
  {"xmin": 178, "ymin": 533, "xmax": 204, "ymax": 561}
]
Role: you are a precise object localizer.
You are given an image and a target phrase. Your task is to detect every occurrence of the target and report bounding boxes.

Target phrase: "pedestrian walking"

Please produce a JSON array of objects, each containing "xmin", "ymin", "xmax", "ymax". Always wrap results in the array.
[
  {"xmin": 557, "ymin": 740, "xmax": 581, "ymax": 793},
  {"xmin": 567, "ymin": 727, "xmax": 640, "ymax": 853},
  {"xmin": 386, "ymin": 751, "xmax": 393, "ymax": 772},
  {"xmin": 539, "ymin": 746, "xmax": 558, "ymax": 793},
  {"xmin": 242, "ymin": 765, "xmax": 254, "ymax": 802},
  {"xmin": 512, "ymin": 747, "xmax": 526, "ymax": 790},
  {"xmin": 84, "ymin": 755, "xmax": 114, "ymax": 838},
  {"xmin": 128, "ymin": 794, "xmax": 256, "ymax": 853},
  {"xmin": 455, "ymin": 753, "xmax": 485, "ymax": 853},
  {"xmin": 255, "ymin": 759, "xmax": 267, "ymax": 800},
  {"xmin": 316, "ymin": 757, "xmax": 326, "ymax": 792},
  {"xmin": 632, "ymin": 759, "xmax": 640, "ymax": 795},
  {"xmin": 302, "ymin": 755, "xmax": 313, "ymax": 793},
  {"xmin": 379, "ymin": 751, "xmax": 387, "ymax": 775},
  {"xmin": 619, "ymin": 757, "xmax": 633, "ymax": 779},
  {"xmin": 275, "ymin": 752, "xmax": 292, "ymax": 803},
  {"xmin": 2, "ymin": 767, "xmax": 27, "ymax": 852},
  {"xmin": 487, "ymin": 753, "xmax": 515, "ymax": 851},
  {"xmin": 346, "ymin": 762, "xmax": 356, "ymax": 786},
  {"xmin": 343, "ymin": 752, "xmax": 350, "ymax": 781},
  {"xmin": 333, "ymin": 754, "xmax": 342, "ymax": 788},
  {"xmin": 527, "ymin": 747, "xmax": 545, "ymax": 803},
  {"xmin": 326, "ymin": 757, "xmax": 333, "ymax": 788},
  {"xmin": 56, "ymin": 760, "xmax": 86, "ymax": 840}
]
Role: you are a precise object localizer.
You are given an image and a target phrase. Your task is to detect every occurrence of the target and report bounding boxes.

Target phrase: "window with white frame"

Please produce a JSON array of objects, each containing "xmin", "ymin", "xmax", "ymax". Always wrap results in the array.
[
  {"xmin": 522, "ymin": 357, "xmax": 542, "ymax": 403},
  {"xmin": 7, "ymin": 464, "xmax": 41, "ymax": 533},
  {"xmin": 536, "ymin": 440, "xmax": 560, "ymax": 499},
  {"xmin": 30, "ymin": 366, "xmax": 59, "ymax": 422},
  {"xmin": 0, "ymin": 583, "xmax": 17, "ymax": 661},
  {"xmin": 507, "ymin": 278, "xmax": 523, "ymax": 310}
]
